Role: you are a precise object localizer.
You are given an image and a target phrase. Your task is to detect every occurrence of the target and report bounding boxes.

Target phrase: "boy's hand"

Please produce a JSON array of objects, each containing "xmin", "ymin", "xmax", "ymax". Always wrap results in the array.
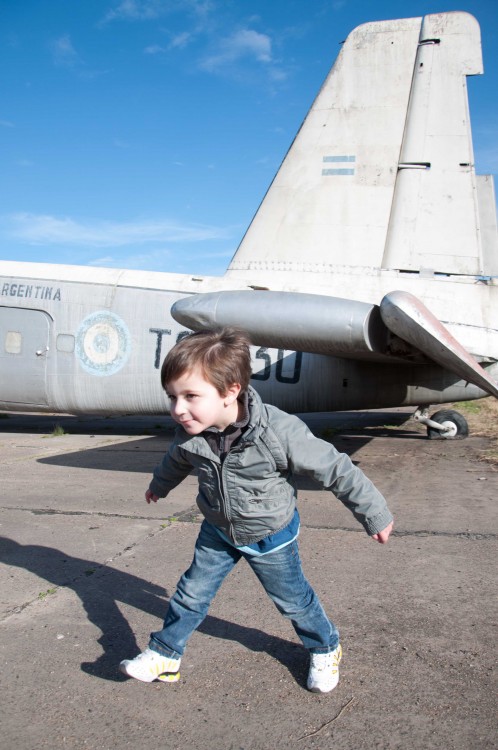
[
  {"xmin": 145, "ymin": 489, "xmax": 159, "ymax": 504},
  {"xmin": 372, "ymin": 521, "xmax": 393, "ymax": 544}
]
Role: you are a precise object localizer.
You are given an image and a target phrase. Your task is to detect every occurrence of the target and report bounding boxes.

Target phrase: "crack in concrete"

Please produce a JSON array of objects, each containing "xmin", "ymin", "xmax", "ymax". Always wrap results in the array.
[
  {"xmin": 2, "ymin": 511, "xmax": 495, "ymax": 624},
  {"xmin": 392, "ymin": 529, "xmax": 497, "ymax": 540},
  {"xmin": 303, "ymin": 524, "xmax": 497, "ymax": 540},
  {"xmin": 0, "ymin": 505, "xmax": 198, "ymax": 522},
  {"xmin": 1, "ymin": 522, "xmax": 173, "ymax": 624},
  {"xmin": 2, "ymin": 506, "xmax": 495, "ymax": 539}
]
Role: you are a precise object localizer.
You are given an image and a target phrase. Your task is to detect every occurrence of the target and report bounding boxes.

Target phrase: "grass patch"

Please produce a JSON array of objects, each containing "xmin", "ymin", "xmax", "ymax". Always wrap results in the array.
[
  {"xmin": 38, "ymin": 587, "xmax": 57, "ymax": 600},
  {"xmin": 46, "ymin": 424, "xmax": 68, "ymax": 437},
  {"xmin": 452, "ymin": 400, "xmax": 482, "ymax": 414},
  {"xmin": 448, "ymin": 398, "xmax": 498, "ymax": 466},
  {"xmin": 451, "ymin": 398, "xmax": 498, "ymax": 437}
]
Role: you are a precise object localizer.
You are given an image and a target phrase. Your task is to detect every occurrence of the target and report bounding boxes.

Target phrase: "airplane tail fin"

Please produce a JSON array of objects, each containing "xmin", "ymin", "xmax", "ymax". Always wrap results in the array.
[{"xmin": 226, "ymin": 12, "xmax": 496, "ymax": 279}]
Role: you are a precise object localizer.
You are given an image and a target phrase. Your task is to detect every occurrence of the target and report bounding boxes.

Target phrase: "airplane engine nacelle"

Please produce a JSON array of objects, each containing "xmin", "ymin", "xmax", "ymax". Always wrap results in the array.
[
  {"xmin": 172, "ymin": 290, "xmax": 391, "ymax": 359},
  {"xmin": 172, "ymin": 289, "xmax": 498, "ymax": 399}
]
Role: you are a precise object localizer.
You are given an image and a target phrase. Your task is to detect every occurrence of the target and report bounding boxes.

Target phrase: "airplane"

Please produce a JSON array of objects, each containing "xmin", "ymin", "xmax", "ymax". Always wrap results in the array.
[{"xmin": 1, "ymin": 10, "xmax": 497, "ymax": 439}]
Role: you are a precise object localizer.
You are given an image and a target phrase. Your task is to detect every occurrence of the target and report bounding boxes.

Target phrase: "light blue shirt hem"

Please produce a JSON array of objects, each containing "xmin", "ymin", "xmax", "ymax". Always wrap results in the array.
[{"xmin": 213, "ymin": 509, "xmax": 300, "ymax": 556}]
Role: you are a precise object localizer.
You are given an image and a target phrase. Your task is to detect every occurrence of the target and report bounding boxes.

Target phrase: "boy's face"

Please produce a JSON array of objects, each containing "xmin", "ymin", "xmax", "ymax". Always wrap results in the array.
[{"xmin": 165, "ymin": 367, "xmax": 241, "ymax": 435}]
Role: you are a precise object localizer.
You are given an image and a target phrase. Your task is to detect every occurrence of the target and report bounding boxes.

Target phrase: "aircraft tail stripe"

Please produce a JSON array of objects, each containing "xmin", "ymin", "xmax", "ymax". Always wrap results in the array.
[
  {"xmin": 322, "ymin": 168, "xmax": 355, "ymax": 176},
  {"xmin": 322, "ymin": 155, "xmax": 356, "ymax": 176},
  {"xmin": 323, "ymin": 155, "xmax": 356, "ymax": 162}
]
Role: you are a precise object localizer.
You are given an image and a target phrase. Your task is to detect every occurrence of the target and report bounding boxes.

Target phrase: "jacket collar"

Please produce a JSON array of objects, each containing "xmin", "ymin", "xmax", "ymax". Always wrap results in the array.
[{"xmin": 174, "ymin": 385, "xmax": 266, "ymax": 459}]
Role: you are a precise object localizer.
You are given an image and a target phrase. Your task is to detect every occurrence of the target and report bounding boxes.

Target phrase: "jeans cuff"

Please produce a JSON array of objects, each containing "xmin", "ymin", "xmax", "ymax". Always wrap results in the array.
[
  {"xmin": 309, "ymin": 641, "xmax": 340, "ymax": 655},
  {"xmin": 149, "ymin": 634, "xmax": 181, "ymax": 659}
]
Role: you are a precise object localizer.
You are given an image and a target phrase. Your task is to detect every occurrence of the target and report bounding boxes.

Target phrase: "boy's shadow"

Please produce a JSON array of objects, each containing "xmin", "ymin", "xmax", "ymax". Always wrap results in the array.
[{"xmin": 0, "ymin": 537, "xmax": 306, "ymax": 686}]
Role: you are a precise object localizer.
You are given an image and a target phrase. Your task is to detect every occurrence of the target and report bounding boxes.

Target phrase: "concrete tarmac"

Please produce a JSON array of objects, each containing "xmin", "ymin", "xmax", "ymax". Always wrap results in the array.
[{"xmin": 0, "ymin": 409, "xmax": 496, "ymax": 750}]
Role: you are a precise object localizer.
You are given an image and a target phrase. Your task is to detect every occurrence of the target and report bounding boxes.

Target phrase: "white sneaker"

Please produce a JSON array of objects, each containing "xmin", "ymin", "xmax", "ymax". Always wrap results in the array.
[
  {"xmin": 119, "ymin": 647, "xmax": 181, "ymax": 683},
  {"xmin": 307, "ymin": 644, "xmax": 342, "ymax": 693}
]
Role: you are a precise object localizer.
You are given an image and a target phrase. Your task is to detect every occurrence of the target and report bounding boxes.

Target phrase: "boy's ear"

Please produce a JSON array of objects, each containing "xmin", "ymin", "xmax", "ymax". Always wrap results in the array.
[{"xmin": 224, "ymin": 382, "xmax": 241, "ymax": 405}]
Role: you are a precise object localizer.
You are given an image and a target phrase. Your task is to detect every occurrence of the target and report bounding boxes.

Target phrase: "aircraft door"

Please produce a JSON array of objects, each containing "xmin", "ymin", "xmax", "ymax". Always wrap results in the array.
[{"xmin": 0, "ymin": 307, "xmax": 51, "ymax": 406}]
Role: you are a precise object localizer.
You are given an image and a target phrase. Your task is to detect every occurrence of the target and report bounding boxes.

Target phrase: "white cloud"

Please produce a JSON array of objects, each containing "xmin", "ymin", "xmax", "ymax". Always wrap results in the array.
[
  {"xmin": 268, "ymin": 67, "xmax": 288, "ymax": 84},
  {"xmin": 90, "ymin": 255, "xmax": 116, "ymax": 266},
  {"xmin": 200, "ymin": 29, "xmax": 273, "ymax": 72},
  {"xmin": 50, "ymin": 34, "xmax": 81, "ymax": 68},
  {"xmin": 169, "ymin": 31, "xmax": 193, "ymax": 49},
  {"xmin": 89, "ymin": 249, "xmax": 170, "ymax": 268},
  {"xmin": 144, "ymin": 44, "xmax": 167, "ymax": 55},
  {"xmin": 102, "ymin": 0, "xmax": 167, "ymax": 22},
  {"xmin": 102, "ymin": 5, "xmax": 287, "ymax": 87},
  {"xmin": 102, "ymin": 0, "xmax": 211, "ymax": 24},
  {"xmin": 87, "ymin": 246, "xmax": 234, "ymax": 273},
  {"xmin": 2, "ymin": 213, "xmax": 233, "ymax": 248},
  {"xmin": 0, "ymin": 119, "xmax": 14, "ymax": 128}
]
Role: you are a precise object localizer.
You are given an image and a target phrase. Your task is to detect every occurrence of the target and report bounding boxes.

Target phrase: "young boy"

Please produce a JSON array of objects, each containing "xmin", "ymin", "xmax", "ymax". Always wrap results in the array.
[{"xmin": 120, "ymin": 328, "xmax": 393, "ymax": 692}]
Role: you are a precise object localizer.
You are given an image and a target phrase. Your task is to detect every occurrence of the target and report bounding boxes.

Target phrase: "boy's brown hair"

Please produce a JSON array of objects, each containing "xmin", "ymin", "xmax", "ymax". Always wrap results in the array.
[{"xmin": 161, "ymin": 327, "xmax": 252, "ymax": 395}]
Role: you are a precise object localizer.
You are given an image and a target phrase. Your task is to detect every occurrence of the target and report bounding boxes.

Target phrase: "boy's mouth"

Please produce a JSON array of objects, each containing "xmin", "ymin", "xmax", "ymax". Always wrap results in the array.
[{"xmin": 179, "ymin": 419, "xmax": 197, "ymax": 430}]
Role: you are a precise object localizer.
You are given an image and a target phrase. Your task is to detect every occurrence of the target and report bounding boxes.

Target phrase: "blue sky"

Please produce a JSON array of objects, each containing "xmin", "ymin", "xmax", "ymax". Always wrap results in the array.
[{"xmin": 2, "ymin": 0, "xmax": 497, "ymax": 276}]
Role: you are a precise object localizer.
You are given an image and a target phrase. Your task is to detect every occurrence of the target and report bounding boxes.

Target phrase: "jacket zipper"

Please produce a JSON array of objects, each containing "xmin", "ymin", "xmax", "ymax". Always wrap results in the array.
[{"xmin": 220, "ymin": 442, "xmax": 253, "ymax": 544}]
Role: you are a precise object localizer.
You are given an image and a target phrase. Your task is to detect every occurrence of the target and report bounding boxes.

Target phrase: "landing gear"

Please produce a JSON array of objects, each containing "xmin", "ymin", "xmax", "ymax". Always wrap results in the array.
[{"xmin": 413, "ymin": 408, "xmax": 469, "ymax": 439}]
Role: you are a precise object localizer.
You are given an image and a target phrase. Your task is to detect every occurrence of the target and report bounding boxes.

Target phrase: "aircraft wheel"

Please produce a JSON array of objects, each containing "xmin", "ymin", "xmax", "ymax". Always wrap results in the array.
[{"xmin": 427, "ymin": 410, "xmax": 469, "ymax": 440}]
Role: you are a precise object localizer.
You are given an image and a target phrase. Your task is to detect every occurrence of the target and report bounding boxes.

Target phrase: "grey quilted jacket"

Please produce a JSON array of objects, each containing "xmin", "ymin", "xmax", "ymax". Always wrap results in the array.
[{"xmin": 149, "ymin": 386, "xmax": 393, "ymax": 546}]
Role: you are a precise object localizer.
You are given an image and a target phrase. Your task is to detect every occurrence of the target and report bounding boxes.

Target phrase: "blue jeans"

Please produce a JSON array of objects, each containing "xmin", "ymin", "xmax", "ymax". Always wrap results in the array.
[{"xmin": 149, "ymin": 520, "xmax": 339, "ymax": 658}]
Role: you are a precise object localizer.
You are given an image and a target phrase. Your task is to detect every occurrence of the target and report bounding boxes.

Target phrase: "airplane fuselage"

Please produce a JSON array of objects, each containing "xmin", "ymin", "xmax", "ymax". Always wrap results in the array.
[
  {"xmin": 2, "ymin": 14, "xmax": 497, "ymax": 417},
  {"xmin": 0, "ymin": 260, "xmax": 495, "ymax": 415}
]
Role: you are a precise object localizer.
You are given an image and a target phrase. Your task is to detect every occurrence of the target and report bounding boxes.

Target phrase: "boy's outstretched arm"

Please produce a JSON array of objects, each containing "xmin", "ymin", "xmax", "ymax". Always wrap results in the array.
[
  {"xmin": 272, "ymin": 408, "xmax": 394, "ymax": 538},
  {"xmin": 371, "ymin": 520, "xmax": 393, "ymax": 544},
  {"xmin": 145, "ymin": 442, "xmax": 193, "ymax": 504}
]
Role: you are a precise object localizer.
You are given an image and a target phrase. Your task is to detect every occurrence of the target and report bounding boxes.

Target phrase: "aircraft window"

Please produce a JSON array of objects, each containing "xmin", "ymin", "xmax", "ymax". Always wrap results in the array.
[
  {"xmin": 57, "ymin": 334, "xmax": 75, "ymax": 353},
  {"xmin": 5, "ymin": 331, "xmax": 22, "ymax": 355}
]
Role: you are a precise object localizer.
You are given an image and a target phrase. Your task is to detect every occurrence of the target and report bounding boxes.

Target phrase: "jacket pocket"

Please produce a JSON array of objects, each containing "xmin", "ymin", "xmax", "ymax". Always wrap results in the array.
[{"xmin": 196, "ymin": 465, "xmax": 222, "ymax": 510}]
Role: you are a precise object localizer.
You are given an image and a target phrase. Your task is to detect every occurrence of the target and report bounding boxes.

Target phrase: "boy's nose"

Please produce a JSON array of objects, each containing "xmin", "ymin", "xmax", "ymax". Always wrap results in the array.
[{"xmin": 173, "ymin": 398, "xmax": 186, "ymax": 415}]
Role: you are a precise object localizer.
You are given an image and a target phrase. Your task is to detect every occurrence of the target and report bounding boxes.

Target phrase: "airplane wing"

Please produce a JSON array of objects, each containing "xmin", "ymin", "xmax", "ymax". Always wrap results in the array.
[
  {"xmin": 379, "ymin": 291, "xmax": 498, "ymax": 398},
  {"xmin": 171, "ymin": 289, "xmax": 498, "ymax": 400}
]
